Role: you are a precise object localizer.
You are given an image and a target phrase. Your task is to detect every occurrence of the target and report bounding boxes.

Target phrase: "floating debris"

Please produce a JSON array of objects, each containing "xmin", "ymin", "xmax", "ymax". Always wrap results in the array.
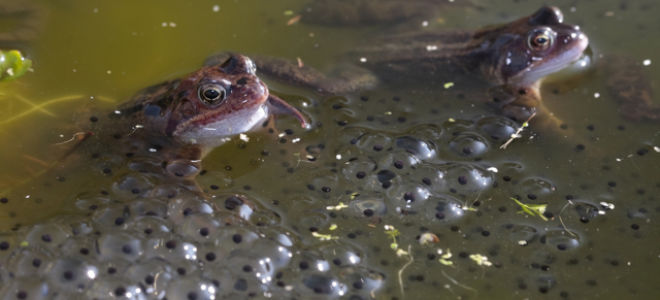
[
  {"xmin": 311, "ymin": 231, "xmax": 338, "ymax": 241},
  {"xmin": 438, "ymin": 248, "xmax": 454, "ymax": 266},
  {"xmin": 419, "ymin": 232, "xmax": 440, "ymax": 245},
  {"xmin": 511, "ymin": 197, "xmax": 548, "ymax": 221},
  {"xmin": 500, "ymin": 112, "xmax": 536, "ymax": 149},
  {"xmin": 0, "ymin": 50, "xmax": 32, "ymax": 82},
  {"xmin": 325, "ymin": 202, "xmax": 348, "ymax": 211},
  {"xmin": 384, "ymin": 225, "xmax": 400, "ymax": 251},
  {"xmin": 469, "ymin": 254, "xmax": 492, "ymax": 267}
]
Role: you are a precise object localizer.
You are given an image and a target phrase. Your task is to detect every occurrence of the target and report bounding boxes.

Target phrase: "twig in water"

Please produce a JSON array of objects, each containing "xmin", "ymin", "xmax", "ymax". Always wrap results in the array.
[
  {"xmin": 54, "ymin": 131, "xmax": 92, "ymax": 145},
  {"xmin": 398, "ymin": 245, "xmax": 413, "ymax": 297},
  {"xmin": 441, "ymin": 270, "xmax": 478, "ymax": 294},
  {"xmin": 500, "ymin": 112, "xmax": 536, "ymax": 149},
  {"xmin": 558, "ymin": 200, "xmax": 578, "ymax": 237}
]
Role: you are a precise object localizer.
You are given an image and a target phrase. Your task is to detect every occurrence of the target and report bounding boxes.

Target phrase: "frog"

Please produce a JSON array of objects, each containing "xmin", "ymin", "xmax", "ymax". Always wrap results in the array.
[
  {"xmin": 0, "ymin": 54, "xmax": 308, "ymax": 230},
  {"xmin": 207, "ymin": 6, "xmax": 588, "ymax": 125}
]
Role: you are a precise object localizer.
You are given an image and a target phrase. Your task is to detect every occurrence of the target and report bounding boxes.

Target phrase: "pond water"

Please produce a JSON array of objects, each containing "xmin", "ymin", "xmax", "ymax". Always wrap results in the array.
[{"xmin": 0, "ymin": 0, "xmax": 658, "ymax": 299}]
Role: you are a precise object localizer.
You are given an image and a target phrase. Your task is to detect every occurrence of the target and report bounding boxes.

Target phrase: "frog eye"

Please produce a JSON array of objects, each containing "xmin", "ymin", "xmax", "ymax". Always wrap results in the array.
[
  {"xmin": 528, "ymin": 28, "xmax": 554, "ymax": 51},
  {"xmin": 198, "ymin": 84, "xmax": 227, "ymax": 105}
]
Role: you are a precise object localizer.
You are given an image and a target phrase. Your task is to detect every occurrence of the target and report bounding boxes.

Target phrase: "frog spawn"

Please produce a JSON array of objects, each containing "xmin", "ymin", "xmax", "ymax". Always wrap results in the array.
[
  {"xmin": 0, "ymin": 191, "xmax": 383, "ymax": 299},
  {"xmin": 276, "ymin": 89, "xmax": 643, "ymax": 299}
]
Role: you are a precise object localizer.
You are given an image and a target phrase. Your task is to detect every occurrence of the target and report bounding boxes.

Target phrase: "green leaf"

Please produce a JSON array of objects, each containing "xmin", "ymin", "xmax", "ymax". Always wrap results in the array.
[
  {"xmin": 510, "ymin": 197, "xmax": 548, "ymax": 221},
  {"xmin": 0, "ymin": 50, "xmax": 32, "ymax": 82}
]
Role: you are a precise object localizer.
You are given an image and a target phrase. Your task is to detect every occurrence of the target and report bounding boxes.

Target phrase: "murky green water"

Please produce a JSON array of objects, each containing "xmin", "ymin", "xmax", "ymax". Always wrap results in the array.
[{"xmin": 1, "ymin": 0, "xmax": 659, "ymax": 299}]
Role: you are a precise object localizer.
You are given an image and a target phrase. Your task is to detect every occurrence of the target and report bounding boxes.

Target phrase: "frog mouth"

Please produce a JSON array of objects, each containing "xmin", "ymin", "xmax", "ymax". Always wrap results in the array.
[{"xmin": 516, "ymin": 32, "xmax": 589, "ymax": 86}]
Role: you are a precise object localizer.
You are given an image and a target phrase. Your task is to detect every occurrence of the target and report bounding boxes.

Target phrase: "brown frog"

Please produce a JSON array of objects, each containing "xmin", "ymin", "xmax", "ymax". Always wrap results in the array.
[
  {"xmin": 105, "ymin": 54, "xmax": 308, "ymax": 163},
  {"xmin": 207, "ymin": 7, "xmax": 588, "ymax": 124},
  {"xmin": 0, "ymin": 54, "xmax": 308, "ymax": 230}
]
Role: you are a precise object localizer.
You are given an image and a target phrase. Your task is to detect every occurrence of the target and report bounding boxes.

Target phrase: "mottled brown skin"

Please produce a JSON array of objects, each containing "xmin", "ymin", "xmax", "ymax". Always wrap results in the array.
[
  {"xmin": 113, "ymin": 56, "xmax": 306, "ymax": 152},
  {"xmin": 208, "ymin": 7, "xmax": 588, "ymax": 124},
  {"xmin": 77, "ymin": 55, "xmax": 308, "ymax": 179}
]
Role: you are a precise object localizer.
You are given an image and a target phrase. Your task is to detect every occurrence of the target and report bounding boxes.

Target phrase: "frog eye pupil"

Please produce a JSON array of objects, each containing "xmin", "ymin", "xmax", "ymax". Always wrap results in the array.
[
  {"xmin": 528, "ymin": 29, "xmax": 553, "ymax": 51},
  {"xmin": 204, "ymin": 89, "xmax": 220, "ymax": 100},
  {"xmin": 198, "ymin": 84, "xmax": 227, "ymax": 105},
  {"xmin": 535, "ymin": 36, "xmax": 548, "ymax": 44}
]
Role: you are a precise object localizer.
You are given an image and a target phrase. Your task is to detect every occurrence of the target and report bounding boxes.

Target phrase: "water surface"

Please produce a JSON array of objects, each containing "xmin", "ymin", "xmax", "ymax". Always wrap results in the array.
[{"xmin": 0, "ymin": 0, "xmax": 658, "ymax": 299}]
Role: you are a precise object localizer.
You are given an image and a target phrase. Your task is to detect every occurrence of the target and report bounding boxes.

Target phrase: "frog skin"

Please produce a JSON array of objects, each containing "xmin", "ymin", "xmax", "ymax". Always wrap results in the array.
[
  {"xmin": 206, "ymin": 7, "xmax": 588, "ymax": 123},
  {"xmin": 0, "ymin": 54, "xmax": 308, "ymax": 230},
  {"xmin": 89, "ymin": 54, "xmax": 309, "ymax": 177}
]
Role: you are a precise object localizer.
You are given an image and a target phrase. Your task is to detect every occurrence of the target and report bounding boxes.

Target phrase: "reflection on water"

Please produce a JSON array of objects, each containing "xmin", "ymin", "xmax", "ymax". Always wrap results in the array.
[{"xmin": 1, "ymin": 0, "xmax": 659, "ymax": 299}]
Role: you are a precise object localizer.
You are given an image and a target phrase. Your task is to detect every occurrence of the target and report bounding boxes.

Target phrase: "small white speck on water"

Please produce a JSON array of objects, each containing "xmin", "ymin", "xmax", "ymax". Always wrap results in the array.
[
  {"xmin": 291, "ymin": 138, "xmax": 301, "ymax": 143},
  {"xmin": 335, "ymin": 154, "xmax": 342, "ymax": 160},
  {"xmin": 148, "ymin": 148, "xmax": 158, "ymax": 153},
  {"xmin": 169, "ymin": 22, "xmax": 177, "ymax": 27},
  {"xmin": 653, "ymin": 146, "xmax": 659, "ymax": 153},
  {"xmin": 72, "ymin": 68, "xmax": 77, "ymax": 73},
  {"xmin": 594, "ymin": 92, "xmax": 600, "ymax": 98},
  {"xmin": 487, "ymin": 167, "xmax": 498, "ymax": 173},
  {"xmin": 643, "ymin": 59, "xmax": 651, "ymax": 66},
  {"xmin": 421, "ymin": 20, "xmax": 429, "ymax": 27},
  {"xmin": 114, "ymin": 110, "xmax": 121, "ymax": 115},
  {"xmin": 92, "ymin": 8, "xmax": 99, "ymax": 13},
  {"xmin": 600, "ymin": 202, "xmax": 615, "ymax": 210},
  {"xmin": 212, "ymin": 5, "xmax": 220, "ymax": 12},
  {"xmin": 570, "ymin": 6, "xmax": 577, "ymax": 13},
  {"xmin": 359, "ymin": 57, "xmax": 367, "ymax": 63},
  {"xmin": 426, "ymin": 45, "xmax": 438, "ymax": 51},
  {"xmin": 106, "ymin": 70, "xmax": 112, "ymax": 75},
  {"xmin": 239, "ymin": 133, "xmax": 250, "ymax": 142}
]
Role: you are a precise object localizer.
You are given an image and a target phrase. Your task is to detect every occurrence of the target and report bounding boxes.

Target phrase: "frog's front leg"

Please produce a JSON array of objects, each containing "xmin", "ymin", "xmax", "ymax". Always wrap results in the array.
[
  {"xmin": 205, "ymin": 52, "xmax": 379, "ymax": 94},
  {"xmin": 489, "ymin": 84, "xmax": 573, "ymax": 135}
]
